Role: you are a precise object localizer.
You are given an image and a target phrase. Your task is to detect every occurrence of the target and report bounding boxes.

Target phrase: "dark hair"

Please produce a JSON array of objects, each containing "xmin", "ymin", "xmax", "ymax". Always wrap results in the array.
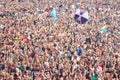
[
  {"xmin": 14, "ymin": 73, "xmax": 18, "ymax": 80},
  {"xmin": 1, "ymin": 64, "xmax": 5, "ymax": 70}
]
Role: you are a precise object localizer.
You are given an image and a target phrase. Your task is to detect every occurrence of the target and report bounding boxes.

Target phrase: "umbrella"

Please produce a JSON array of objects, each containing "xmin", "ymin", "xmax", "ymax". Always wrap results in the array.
[{"xmin": 74, "ymin": 9, "xmax": 89, "ymax": 24}]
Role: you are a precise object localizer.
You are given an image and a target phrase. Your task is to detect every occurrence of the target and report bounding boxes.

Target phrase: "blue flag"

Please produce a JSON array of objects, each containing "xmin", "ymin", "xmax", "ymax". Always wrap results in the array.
[
  {"xmin": 102, "ymin": 29, "xmax": 108, "ymax": 33},
  {"xmin": 51, "ymin": 8, "xmax": 59, "ymax": 22}
]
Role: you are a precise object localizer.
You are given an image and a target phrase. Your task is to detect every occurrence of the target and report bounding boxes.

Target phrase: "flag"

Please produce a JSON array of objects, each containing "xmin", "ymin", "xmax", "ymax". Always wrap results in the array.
[
  {"xmin": 118, "ymin": 32, "xmax": 120, "ymax": 35},
  {"xmin": 51, "ymin": 8, "xmax": 59, "ymax": 22},
  {"xmin": 100, "ymin": 26, "xmax": 108, "ymax": 33}
]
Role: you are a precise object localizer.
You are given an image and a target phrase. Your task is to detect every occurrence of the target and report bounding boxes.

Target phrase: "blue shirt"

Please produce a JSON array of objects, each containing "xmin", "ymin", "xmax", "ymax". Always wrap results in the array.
[
  {"xmin": 0, "ymin": 62, "xmax": 3, "ymax": 67},
  {"xmin": 77, "ymin": 48, "xmax": 82, "ymax": 56}
]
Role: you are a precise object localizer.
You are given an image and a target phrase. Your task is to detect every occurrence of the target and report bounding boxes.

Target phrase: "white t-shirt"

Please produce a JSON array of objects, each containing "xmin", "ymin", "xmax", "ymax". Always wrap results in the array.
[{"xmin": 97, "ymin": 66, "xmax": 102, "ymax": 74}]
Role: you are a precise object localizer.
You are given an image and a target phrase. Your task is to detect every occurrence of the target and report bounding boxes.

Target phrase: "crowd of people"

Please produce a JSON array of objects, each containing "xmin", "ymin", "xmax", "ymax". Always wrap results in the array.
[{"xmin": 0, "ymin": 0, "xmax": 120, "ymax": 80}]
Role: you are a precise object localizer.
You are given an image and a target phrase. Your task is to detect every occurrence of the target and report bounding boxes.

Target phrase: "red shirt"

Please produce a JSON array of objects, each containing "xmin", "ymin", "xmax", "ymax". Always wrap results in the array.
[{"xmin": 100, "ymin": 64, "xmax": 104, "ymax": 70}]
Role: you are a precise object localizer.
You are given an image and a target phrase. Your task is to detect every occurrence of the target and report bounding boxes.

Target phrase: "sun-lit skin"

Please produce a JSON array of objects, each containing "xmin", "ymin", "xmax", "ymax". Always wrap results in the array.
[{"xmin": 0, "ymin": 0, "xmax": 120, "ymax": 80}]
